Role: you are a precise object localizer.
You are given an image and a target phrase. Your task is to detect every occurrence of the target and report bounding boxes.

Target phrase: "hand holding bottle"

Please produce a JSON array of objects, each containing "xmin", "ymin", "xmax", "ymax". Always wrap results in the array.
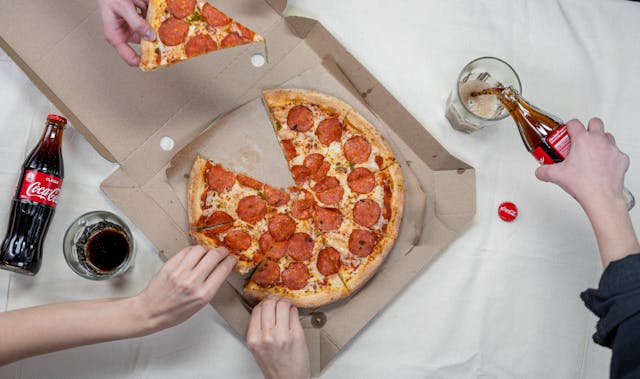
[
  {"xmin": 535, "ymin": 118, "xmax": 629, "ymax": 209},
  {"xmin": 535, "ymin": 118, "xmax": 639, "ymax": 267}
]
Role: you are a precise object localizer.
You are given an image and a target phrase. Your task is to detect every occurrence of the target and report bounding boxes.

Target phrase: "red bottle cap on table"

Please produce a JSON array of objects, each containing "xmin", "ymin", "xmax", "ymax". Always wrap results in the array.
[
  {"xmin": 47, "ymin": 114, "xmax": 67, "ymax": 126},
  {"xmin": 498, "ymin": 202, "xmax": 518, "ymax": 222}
]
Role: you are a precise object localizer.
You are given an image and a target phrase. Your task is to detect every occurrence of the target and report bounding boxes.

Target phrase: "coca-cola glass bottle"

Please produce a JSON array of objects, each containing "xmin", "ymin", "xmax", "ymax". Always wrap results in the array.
[{"xmin": 0, "ymin": 114, "xmax": 66, "ymax": 275}]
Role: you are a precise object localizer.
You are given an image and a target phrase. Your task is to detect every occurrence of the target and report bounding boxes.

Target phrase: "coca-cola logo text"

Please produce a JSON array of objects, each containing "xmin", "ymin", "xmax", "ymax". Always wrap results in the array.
[
  {"xmin": 18, "ymin": 170, "xmax": 63, "ymax": 208},
  {"xmin": 25, "ymin": 182, "xmax": 60, "ymax": 204}
]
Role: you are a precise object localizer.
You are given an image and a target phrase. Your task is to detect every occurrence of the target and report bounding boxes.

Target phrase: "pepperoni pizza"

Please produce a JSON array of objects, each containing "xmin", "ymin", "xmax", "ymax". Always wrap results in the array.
[
  {"xmin": 140, "ymin": 0, "xmax": 263, "ymax": 71},
  {"xmin": 188, "ymin": 89, "xmax": 404, "ymax": 307}
]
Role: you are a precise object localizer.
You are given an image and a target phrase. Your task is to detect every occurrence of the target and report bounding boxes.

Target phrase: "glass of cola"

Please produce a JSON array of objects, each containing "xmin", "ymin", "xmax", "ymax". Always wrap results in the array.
[{"xmin": 63, "ymin": 210, "xmax": 135, "ymax": 280}]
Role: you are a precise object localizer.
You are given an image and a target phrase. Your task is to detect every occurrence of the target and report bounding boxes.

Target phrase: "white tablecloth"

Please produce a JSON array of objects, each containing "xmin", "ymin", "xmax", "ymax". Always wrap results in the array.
[{"xmin": 1, "ymin": 0, "xmax": 639, "ymax": 377}]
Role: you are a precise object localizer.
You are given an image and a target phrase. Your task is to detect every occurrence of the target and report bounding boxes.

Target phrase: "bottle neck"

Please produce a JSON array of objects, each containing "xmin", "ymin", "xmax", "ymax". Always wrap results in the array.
[{"xmin": 39, "ymin": 122, "xmax": 64, "ymax": 149}]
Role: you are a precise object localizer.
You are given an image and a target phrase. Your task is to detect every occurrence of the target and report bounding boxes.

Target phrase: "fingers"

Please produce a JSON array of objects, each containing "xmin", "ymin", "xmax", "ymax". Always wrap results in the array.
[
  {"xmin": 134, "ymin": 0, "xmax": 148, "ymax": 16},
  {"xmin": 565, "ymin": 119, "xmax": 586, "ymax": 139},
  {"xmin": 203, "ymin": 254, "xmax": 237, "ymax": 295},
  {"xmin": 535, "ymin": 164, "xmax": 553, "ymax": 183},
  {"xmin": 587, "ymin": 117, "xmax": 605, "ymax": 134},
  {"xmin": 193, "ymin": 247, "xmax": 229, "ymax": 281},
  {"xmin": 606, "ymin": 132, "xmax": 616, "ymax": 145},
  {"xmin": 248, "ymin": 301, "xmax": 263, "ymax": 337},
  {"xmin": 289, "ymin": 306, "xmax": 302, "ymax": 333},
  {"xmin": 161, "ymin": 245, "xmax": 195, "ymax": 271},
  {"xmin": 275, "ymin": 300, "xmax": 292, "ymax": 333},
  {"xmin": 179, "ymin": 244, "xmax": 208, "ymax": 270},
  {"xmin": 114, "ymin": 43, "xmax": 142, "ymax": 66},
  {"xmin": 261, "ymin": 296, "xmax": 277, "ymax": 330},
  {"xmin": 116, "ymin": 0, "xmax": 156, "ymax": 41}
]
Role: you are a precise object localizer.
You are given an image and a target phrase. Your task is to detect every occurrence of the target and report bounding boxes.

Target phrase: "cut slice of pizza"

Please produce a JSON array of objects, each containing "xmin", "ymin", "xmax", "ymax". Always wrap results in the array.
[
  {"xmin": 140, "ymin": 0, "xmax": 264, "ymax": 71},
  {"xmin": 244, "ymin": 220, "xmax": 349, "ymax": 308},
  {"xmin": 188, "ymin": 157, "xmax": 291, "ymax": 229},
  {"xmin": 320, "ymin": 217, "xmax": 395, "ymax": 293},
  {"xmin": 262, "ymin": 89, "xmax": 351, "ymax": 187},
  {"xmin": 191, "ymin": 218, "xmax": 266, "ymax": 274}
]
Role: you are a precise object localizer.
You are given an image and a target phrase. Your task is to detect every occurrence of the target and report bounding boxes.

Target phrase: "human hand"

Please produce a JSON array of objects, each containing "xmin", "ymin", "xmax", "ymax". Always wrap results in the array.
[
  {"xmin": 247, "ymin": 297, "xmax": 310, "ymax": 379},
  {"xmin": 135, "ymin": 245, "xmax": 236, "ymax": 333},
  {"xmin": 535, "ymin": 118, "xmax": 630, "ymax": 210},
  {"xmin": 97, "ymin": 0, "xmax": 156, "ymax": 66}
]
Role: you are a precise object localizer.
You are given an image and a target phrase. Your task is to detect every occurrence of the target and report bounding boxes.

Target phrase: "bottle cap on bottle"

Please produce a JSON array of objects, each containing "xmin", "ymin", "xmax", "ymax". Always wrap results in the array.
[
  {"xmin": 47, "ymin": 114, "xmax": 67, "ymax": 126},
  {"xmin": 498, "ymin": 201, "xmax": 518, "ymax": 222}
]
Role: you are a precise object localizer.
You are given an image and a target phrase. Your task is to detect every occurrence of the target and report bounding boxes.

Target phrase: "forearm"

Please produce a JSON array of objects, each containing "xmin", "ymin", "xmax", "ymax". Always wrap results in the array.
[
  {"xmin": 0, "ymin": 296, "xmax": 153, "ymax": 366},
  {"xmin": 582, "ymin": 194, "xmax": 640, "ymax": 268}
]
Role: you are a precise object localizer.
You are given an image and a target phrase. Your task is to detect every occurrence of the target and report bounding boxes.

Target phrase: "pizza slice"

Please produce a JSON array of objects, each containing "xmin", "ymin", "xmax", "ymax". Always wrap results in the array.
[
  {"xmin": 188, "ymin": 157, "xmax": 291, "ymax": 229},
  {"xmin": 320, "ymin": 217, "xmax": 394, "ymax": 292},
  {"xmin": 262, "ymin": 89, "xmax": 351, "ymax": 186},
  {"xmin": 191, "ymin": 218, "xmax": 266, "ymax": 274},
  {"xmin": 140, "ymin": 0, "xmax": 264, "ymax": 71},
  {"xmin": 244, "ymin": 219, "xmax": 349, "ymax": 308}
]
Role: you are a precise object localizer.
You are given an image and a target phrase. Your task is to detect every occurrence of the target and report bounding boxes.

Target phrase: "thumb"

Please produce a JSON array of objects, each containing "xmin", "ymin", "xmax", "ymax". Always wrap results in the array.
[{"xmin": 535, "ymin": 164, "xmax": 555, "ymax": 183}]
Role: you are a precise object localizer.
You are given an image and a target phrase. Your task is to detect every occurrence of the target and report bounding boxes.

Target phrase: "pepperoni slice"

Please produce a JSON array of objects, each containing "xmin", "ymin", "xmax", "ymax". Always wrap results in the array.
[
  {"xmin": 303, "ymin": 153, "xmax": 324, "ymax": 172},
  {"xmin": 303, "ymin": 154, "xmax": 330, "ymax": 182},
  {"xmin": 185, "ymin": 34, "xmax": 218, "ymax": 57},
  {"xmin": 281, "ymin": 139, "xmax": 297, "ymax": 161},
  {"xmin": 349, "ymin": 229, "xmax": 377, "ymax": 257},
  {"xmin": 253, "ymin": 260, "xmax": 280, "ymax": 288},
  {"xmin": 281, "ymin": 262, "xmax": 310, "ymax": 290},
  {"xmin": 313, "ymin": 207, "xmax": 343, "ymax": 231},
  {"xmin": 268, "ymin": 213, "xmax": 296, "ymax": 241},
  {"xmin": 223, "ymin": 229, "xmax": 251, "ymax": 251},
  {"xmin": 167, "ymin": 0, "xmax": 195, "ymax": 18},
  {"xmin": 267, "ymin": 241, "xmax": 288, "ymax": 260},
  {"xmin": 202, "ymin": 3, "xmax": 231, "ymax": 27},
  {"xmin": 317, "ymin": 247, "xmax": 341, "ymax": 276},
  {"xmin": 258, "ymin": 232, "xmax": 274, "ymax": 253},
  {"xmin": 235, "ymin": 22, "xmax": 256, "ymax": 40},
  {"xmin": 237, "ymin": 174, "xmax": 263, "ymax": 190},
  {"xmin": 287, "ymin": 105, "xmax": 313, "ymax": 132},
  {"xmin": 202, "ymin": 211, "xmax": 234, "ymax": 232},
  {"xmin": 207, "ymin": 164, "xmax": 236, "ymax": 192},
  {"xmin": 287, "ymin": 233, "xmax": 314, "ymax": 261},
  {"xmin": 344, "ymin": 135, "xmax": 372, "ymax": 164},
  {"xmin": 312, "ymin": 161, "xmax": 330, "ymax": 182},
  {"xmin": 316, "ymin": 118, "xmax": 343, "ymax": 145},
  {"xmin": 158, "ymin": 18, "xmax": 189, "ymax": 46},
  {"xmin": 353, "ymin": 198, "xmax": 381, "ymax": 228},
  {"xmin": 312, "ymin": 176, "xmax": 343, "ymax": 205},
  {"xmin": 291, "ymin": 165, "xmax": 311, "ymax": 184},
  {"xmin": 264, "ymin": 185, "xmax": 290, "ymax": 207},
  {"xmin": 237, "ymin": 195, "xmax": 267, "ymax": 224},
  {"xmin": 347, "ymin": 167, "xmax": 376, "ymax": 194},
  {"xmin": 221, "ymin": 32, "xmax": 245, "ymax": 48},
  {"xmin": 291, "ymin": 196, "xmax": 315, "ymax": 220}
]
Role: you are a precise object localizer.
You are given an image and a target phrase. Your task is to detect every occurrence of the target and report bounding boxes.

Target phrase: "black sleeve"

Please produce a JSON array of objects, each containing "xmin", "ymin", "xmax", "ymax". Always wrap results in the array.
[{"xmin": 581, "ymin": 253, "xmax": 640, "ymax": 379}]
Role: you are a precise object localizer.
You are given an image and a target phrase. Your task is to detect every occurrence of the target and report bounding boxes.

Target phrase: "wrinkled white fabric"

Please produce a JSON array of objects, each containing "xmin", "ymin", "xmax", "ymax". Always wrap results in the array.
[{"xmin": 1, "ymin": 0, "xmax": 639, "ymax": 377}]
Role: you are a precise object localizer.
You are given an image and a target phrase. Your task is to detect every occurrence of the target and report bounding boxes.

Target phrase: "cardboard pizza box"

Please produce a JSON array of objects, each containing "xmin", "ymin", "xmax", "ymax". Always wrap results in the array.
[{"xmin": 0, "ymin": 0, "xmax": 475, "ymax": 375}]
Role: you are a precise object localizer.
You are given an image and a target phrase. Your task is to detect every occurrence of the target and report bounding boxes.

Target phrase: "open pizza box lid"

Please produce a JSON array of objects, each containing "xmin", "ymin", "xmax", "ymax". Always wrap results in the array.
[{"xmin": 0, "ymin": 0, "xmax": 475, "ymax": 375}]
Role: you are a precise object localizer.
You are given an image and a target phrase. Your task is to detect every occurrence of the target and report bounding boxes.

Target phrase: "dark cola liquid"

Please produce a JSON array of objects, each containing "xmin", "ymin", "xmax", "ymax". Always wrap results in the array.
[
  {"xmin": 76, "ymin": 221, "xmax": 130, "ymax": 273},
  {"xmin": 0, "ymin": 200, "xmax": 54, "ymax": 274}
]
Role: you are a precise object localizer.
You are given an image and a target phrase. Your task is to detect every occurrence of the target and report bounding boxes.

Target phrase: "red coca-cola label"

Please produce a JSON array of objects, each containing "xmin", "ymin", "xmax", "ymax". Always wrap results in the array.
[
  {"xmin": 18, "ymin": 170, "xmax": 63, "ymax": 207},
  {"xmin": 531, "ymin": 124, "xmax": 571, "ymax": 165}
]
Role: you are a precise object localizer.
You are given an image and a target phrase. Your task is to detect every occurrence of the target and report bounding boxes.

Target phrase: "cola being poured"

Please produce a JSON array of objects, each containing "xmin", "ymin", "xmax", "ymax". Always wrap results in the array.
[{"xmin": 472, "ymin": 87, "xmax": 634, "ymax": 210}]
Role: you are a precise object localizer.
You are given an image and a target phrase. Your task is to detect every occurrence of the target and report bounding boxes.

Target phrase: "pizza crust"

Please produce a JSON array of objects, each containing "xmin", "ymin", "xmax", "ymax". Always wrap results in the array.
[
  {"xmin": 244, "ymin": 278, "xmax": 349, "ymax": 308},
  {"xmin": 340, "ymin": 235, "xmax": 395, "ymax": 293},
  {"xmin": 263, "ymin": 88, "xmax": 353, "ymax": 118},
  {"xmin": 382, "ymin": 163, "xmax": 404, "ymax": 240},
  {"xmin": 187, "ymin": 156, "xmax": 208, "ymax": 227}
]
